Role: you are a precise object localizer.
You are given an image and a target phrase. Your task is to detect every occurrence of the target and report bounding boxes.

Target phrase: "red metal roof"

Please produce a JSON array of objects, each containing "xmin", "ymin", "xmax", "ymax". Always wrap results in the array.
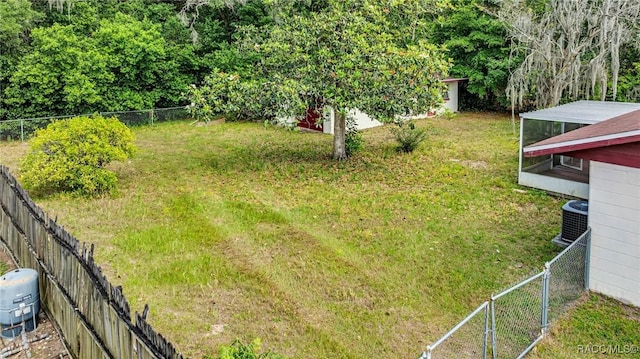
[{"xmin": 523, "ymin": 107, "xmax": 640, "ymax": 168}]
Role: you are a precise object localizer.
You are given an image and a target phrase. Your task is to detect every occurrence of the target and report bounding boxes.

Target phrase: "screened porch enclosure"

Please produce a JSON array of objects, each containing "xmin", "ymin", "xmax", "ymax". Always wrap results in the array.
[
  {"xmin": 517, "ymin": 101, "xmax": 640, "ymax": 199},
  {"xmin": 519, "ymin": 118, "xmax": 589, "ymax": 198}
]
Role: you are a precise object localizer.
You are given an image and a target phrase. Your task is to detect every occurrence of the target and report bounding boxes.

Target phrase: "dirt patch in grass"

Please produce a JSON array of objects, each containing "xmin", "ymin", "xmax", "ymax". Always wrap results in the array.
[{"xmin": 450, "ymin": 158, "xmax": 489, "ymax": 169}]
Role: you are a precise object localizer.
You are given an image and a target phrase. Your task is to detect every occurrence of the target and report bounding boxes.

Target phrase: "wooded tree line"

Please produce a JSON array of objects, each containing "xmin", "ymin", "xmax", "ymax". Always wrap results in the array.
[{"xmin": 0, "ymin": 0, "xmax": 639, "ymax": 124}]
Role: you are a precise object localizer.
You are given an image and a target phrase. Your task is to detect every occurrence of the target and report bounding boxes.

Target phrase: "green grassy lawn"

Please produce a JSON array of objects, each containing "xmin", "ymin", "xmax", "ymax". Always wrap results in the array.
[
  {"xmin": 0, "ymin": 112, "xmax": 600, "ymax": 358},
  {"xmin": 530, "ymin": 293, "xmax": 640, "ymax": 358}
]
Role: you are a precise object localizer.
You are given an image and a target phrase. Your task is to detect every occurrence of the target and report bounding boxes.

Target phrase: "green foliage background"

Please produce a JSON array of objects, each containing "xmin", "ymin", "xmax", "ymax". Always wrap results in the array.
[{"xmin": 1, "ymin": 0, "xmax": 638, "ymax": 121}]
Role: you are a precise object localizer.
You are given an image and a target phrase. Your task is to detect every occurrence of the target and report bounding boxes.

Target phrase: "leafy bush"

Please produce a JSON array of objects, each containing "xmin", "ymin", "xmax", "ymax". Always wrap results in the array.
[
  {"xmin": 391, "ymin": 120, "xmax": 428, "ymax": 153},
  {"xmin": 209, "ymin": 338, "xmax": 284, "ymax": 359},
  {"xmin": 345, "ymin": 115, "xmax": 364, "ymax": 157},
  {"xmin": 618, "ymin": 61, "xmax": 640, "ymax": 102},
  {"xmin": 437, "ymin": 107, "xmax": 457, "ymax": 121},
  {"xmin": 19, "ymin": 115, "xmax": 135, "ymax": 196}
]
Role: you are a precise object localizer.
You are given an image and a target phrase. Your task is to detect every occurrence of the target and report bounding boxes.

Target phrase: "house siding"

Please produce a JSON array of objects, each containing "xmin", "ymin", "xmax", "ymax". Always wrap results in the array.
[{"xmin": 588, "ymin": 161, "xmax": 640, "ymax": 306}]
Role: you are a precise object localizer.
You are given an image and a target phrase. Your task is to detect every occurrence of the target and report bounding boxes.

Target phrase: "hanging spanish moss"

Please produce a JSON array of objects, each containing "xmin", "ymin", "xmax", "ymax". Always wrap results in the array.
[
  {"xmin": 178, "ymin": 0, "xmax": 248, "ymax": 44},
  {"xmin": 47, "ymin": 0, "xmax": 74, "ymax": 14},
  {"xmin": 498, "ymin": 0, "xmax": 640, "ymax": 109}
]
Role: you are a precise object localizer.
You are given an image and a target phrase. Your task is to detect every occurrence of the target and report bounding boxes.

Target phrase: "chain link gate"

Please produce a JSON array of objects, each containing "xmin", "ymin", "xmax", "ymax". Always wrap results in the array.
[{"xmin": 421, "ymin": 228, "xmax": 591, "ymax": 359}]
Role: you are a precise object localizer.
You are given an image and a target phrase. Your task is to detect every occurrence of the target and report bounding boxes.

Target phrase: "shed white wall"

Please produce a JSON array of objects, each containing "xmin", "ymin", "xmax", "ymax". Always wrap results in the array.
[
  {"xmin": 443, "ymin": 81, "xmax": 460, "ymax": 112},
  {"xmin": 323, "ymin": 107, "xmax": 334, "ymax": 134},
  {"xmin": 588, "ymin": 161, "xmax": 640, "ymax": 306},
  {"xmin": 322, "ymin": 108, "xmax": 383, "ymax": 135},
  {"xmin": 349, "ymin": 109, "xmax": 383, "ymax": 131}
]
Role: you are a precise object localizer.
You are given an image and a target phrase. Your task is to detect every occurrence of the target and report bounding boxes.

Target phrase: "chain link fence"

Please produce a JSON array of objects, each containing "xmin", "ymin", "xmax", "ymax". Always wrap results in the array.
[
  {"xmin": 547, "ymin": 233, "xmax": 588, "ymax": 323},
  {"xmin": 491, "ymin": 272, "xmax": 545, "ymax": 359},
  {"xmin": 421, "ymin": 228, "xmax": 591, "ymax": 359},
  {"xmin": 424, "ymin": 302, "xmax": 490, "ymax": 358},
  {"xmin": 0, "ymin": 107, "xmax": 190, "ymax": 141}
]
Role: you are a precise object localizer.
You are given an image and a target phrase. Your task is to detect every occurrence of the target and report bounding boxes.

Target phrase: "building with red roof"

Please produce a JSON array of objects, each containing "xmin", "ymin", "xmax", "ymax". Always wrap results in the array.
[
  {"xmin": 522, "ymin": 102, "xmax": 640, "ymax": 307},
  {"xmin": 518, "ymin": 100, "xmax": 640, "ymax": 198}
]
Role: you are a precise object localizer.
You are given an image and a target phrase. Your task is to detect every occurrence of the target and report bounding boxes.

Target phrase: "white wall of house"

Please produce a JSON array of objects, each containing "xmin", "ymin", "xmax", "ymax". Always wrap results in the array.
[
  {"xmin": 588, "ymin": 161, "xmax": 640, "ymax": 306},
  {"xmin": 322, "ymin": 107, "xmax": 334, "ymax": 134},
  {"xmin": 348, "ymin": 109, "xmax": 383, "ymax": 131}
]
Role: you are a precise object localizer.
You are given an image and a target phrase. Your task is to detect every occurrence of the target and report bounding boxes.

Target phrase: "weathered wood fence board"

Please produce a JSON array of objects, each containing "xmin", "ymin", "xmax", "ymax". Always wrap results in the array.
[{"xmin": 0, "ymin": 165, "xmax": 183, "ymax": 359}]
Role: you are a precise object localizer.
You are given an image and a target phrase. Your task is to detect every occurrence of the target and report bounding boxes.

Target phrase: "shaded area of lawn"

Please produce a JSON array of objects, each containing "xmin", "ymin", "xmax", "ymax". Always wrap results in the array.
[{"xmin": 1, "ymin": 113, "xmax": 567, "ymax": 358}]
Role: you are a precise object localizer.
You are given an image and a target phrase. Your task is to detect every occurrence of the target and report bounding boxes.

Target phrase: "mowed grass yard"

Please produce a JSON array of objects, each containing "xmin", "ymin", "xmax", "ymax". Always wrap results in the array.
[{"xmin": 0, "ymin": 112, "xmax": 632, "ymax": 358}]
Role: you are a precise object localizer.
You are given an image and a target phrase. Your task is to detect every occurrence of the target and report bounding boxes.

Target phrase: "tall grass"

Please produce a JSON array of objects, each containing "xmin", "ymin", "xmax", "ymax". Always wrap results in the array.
[{"xmin": 1, "ymin": 113, "xmax": 567, "ymax": 358}]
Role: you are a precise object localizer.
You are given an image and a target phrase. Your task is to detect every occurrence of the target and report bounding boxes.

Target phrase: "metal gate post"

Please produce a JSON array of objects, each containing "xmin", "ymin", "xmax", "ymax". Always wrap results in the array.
[
  {"xmin": 584, "ymin": 228, "xmax": 591, "ymax": 291},
  {"xmin": 490, "ymin": 295, "xmax": 497, "ymax": 359},
  {"xmin": 482, "ymin": 303, "xmax": 489, "ymax": 359},
  {"xmin": 541, "ymin": 263, "xmax": 550, "ymax": 336}
]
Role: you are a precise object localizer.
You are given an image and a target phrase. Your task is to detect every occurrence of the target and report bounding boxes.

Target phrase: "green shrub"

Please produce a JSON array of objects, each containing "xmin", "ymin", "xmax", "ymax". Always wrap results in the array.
[
  {"xmin": 0, "ymin": 261, "xmax": 7, "ymax": 276},
  {"xmin": 391, "ymin": 120, "xmax": 428, "ymax": 153},
  {"xmin": 211, "ymin": 338, "xmax": 284, "ymax": 359},
  {"xmin": 438, "ymin": 107, "xmax": 457, "ymax": 121},
  {"xmin": 345, "ymin": 116, "xmax": 364, "ymax": 157},
  {"xmin": 19, "ymin": 115, "xmax": 135, "ymax": 196}
]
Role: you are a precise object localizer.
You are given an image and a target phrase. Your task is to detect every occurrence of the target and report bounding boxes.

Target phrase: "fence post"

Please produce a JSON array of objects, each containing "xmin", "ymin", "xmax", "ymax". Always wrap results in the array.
[
  {"xmin": 20, "ymin": 119, "xmax": 24, "ymax": 142},
  {"xmin": 584, "ymin": 228, "xmax": 591, "ymax": 291},
  {"xmin": 490, "ymin": 295, "xmax": 496, "ymax": 359},
  {"xmin": 422, "ymin": 345, "xmax": 431, "ymax": 359},
  {"xmin": 482, "ymin": 303, "xmax": 489, "ymax": 359},
  {"xmin": 541, "ymin": 263, "xmax": 550, "ymax": 337}
]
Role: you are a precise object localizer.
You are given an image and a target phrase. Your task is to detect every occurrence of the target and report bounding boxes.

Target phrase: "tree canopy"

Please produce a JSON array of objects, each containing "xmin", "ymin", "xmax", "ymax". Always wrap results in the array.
[
  {"xmin": 499, "ymin": 0, "xmax": 640, "ymax": 109},
  {"xmin": 3, "ymin": 14, "xmax": 175, "ymax": 118},
  {"xmin": 4, "ymin": 24, "xmax": 112, "ymax": 117},
  {"xmin": 0, "ymin": 0, "xmax": 42, "ymax": 119},
  {"xmin": 188, "ymin": 0, "xmax": 450, "ymax": 160},
  {"xmin": 429, "ymin": 0, "xmax": 511, "ymax": 109}
]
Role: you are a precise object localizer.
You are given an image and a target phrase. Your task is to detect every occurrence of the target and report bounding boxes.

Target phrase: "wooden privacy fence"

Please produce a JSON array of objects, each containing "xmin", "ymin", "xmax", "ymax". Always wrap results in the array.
[{"xmin": 0, "ymin": 166, "xmax": 183, "ymax": 359}]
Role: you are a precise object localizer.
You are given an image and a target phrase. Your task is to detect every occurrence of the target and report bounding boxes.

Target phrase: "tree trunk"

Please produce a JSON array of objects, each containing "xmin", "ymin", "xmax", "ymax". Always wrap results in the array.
[{"xmin": 332, "ymin": 111, "xmax": 347, "ymax": 160}]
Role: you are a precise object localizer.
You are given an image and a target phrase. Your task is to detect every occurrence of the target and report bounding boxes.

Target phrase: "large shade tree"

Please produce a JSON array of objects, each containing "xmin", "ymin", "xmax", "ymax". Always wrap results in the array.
[
  {"xmin": 189, "ymin": 0, "xmax": 450, "ymax": 160},
  {"xmin": 0, "ymin": 0, "xmax": 42, "ymax": 120},
  {"xmin": 430, "ymin": 0, "xmax": 511, "ymax": 110},
  {"xmin": 4, "ymin": 13, "xmax": 173, "ymax": 118},
  {"xmin": 499, "ymin": 0, "xmax": 640, "ymax": 109},
  {"xmin": 4, "ymin": 24, "xmax": 112, "ymax": 117}
]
